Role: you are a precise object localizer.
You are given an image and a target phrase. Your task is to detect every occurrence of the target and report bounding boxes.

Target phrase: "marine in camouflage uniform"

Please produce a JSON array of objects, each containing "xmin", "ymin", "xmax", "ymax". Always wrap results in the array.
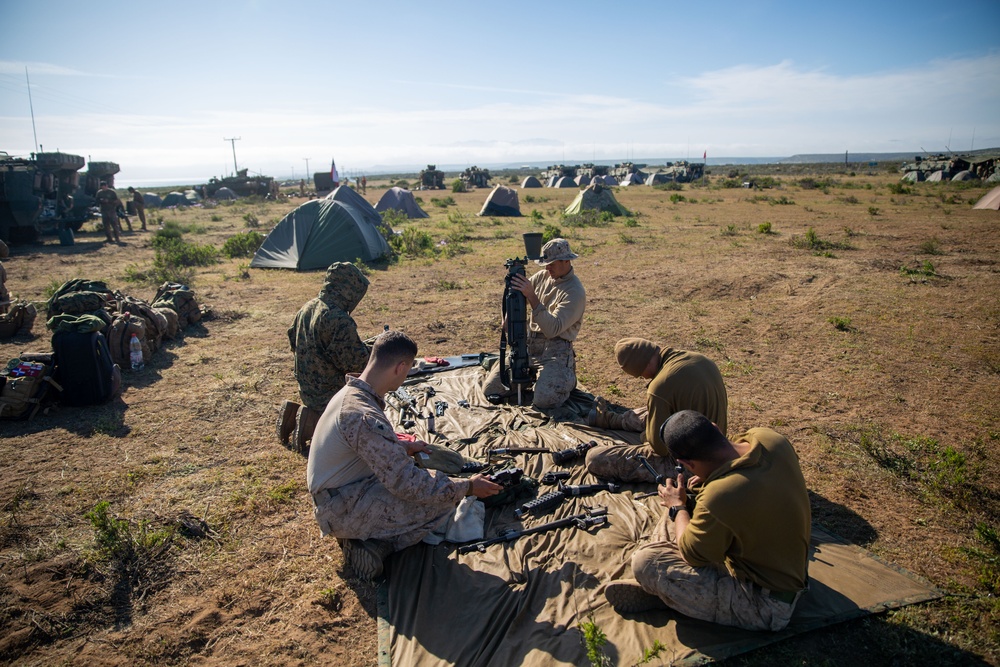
[
  {"xmin": 482, "ymin": 238, "xmax": 585, "ymax": 409},
  {"xmin": 586, "ymin": 338, "xmax": 728, "ymax": 483},
  {"xmin": 280, "ymin": 263, "xmax": 372, "ymax": 452},
  {"xmin": 94, "ymin": 183, "xmax": 122, "ymax": 243},
  {"xmin": 0, "ymin": 259, "xmax": 8, "ymax": 315},
  {"xmin": 604, "ymin": 411, "xmax": 810, "ymax": 631},
  {"xmin": 307, "ymin": 330, "xmax": 500, "ymax": 579}
]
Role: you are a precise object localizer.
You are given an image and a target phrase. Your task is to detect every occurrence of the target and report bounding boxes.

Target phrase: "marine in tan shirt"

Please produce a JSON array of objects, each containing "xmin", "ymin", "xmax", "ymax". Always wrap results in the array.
[{"xmin": 586, "ymin": 338, "xmax": 728, "ymax": 483}]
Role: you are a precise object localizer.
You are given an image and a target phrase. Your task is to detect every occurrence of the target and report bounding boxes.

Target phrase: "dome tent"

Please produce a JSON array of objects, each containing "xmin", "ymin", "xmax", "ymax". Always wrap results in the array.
[
  {"xmin": 520, "ymin": 175, "xmax": 542, "ymax": 188},
  {"xmin": 142, "ymin": 192, "xmax": 163, "ymax": 207},
  {"xmin": 326, "ymin": 185, "xmax": 384, "ymax": 231},
  {"xmin": 478, "ymin": 185, "xmax": 521, "ymax": 217},
  {"xmin": 375, "ymin": 187, "xmax": 429, "ymax": 219},
  {"xmin": 552, "ymin": 176, "xmax": 577, "ymax": 188},
  {"xmin": 213, "ymin": 186, "xmax": 237, "ymax": 200},
  {"xmin": 972, "ymin": 185, "xmax": 1000, "ymax": 210},
  {"xmin": 250, "ymin": 199, "xmax": 390, "ymax": 270},
  {"xmin": 161, "ymin": 191, "xmax": 191, "ymax": 206},
  {"xmin": 564, "ymin": 183, "xmax": 630, "ymax": 216}
]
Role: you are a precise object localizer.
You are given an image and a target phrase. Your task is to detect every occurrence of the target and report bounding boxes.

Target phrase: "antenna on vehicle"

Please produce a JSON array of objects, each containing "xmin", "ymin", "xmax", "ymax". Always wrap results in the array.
[
  {"xmin": 25, "ymin": 67, "xmax": 38, "ymax": 153},
  {"xmin": 223, "ymin": 137, "xmax": 241, "ymax": 174}
]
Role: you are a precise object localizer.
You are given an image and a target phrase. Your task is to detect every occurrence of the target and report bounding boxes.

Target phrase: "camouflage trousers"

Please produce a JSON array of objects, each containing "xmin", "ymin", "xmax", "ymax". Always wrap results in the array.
[
  {"xmin": 631, "ymin": 537, "xmax": 801, "ymax": 632},
  {"xmin": 481, "ymin": 336, "xmax": 577, "ymax": 409},
  {"xmin": 313, "ymin": 473, "xmax": 456, "ymax": 552},
  {"xmin": 602, "ymin": 406, "xmax": 646, "ymax": 432},
  {"xmin": 100, "ymin": 209, "xmax": 121, "ymax": 242},
  {"xmin": 586, "ymin": 442, "xmax": 677, "ymax": 484}
]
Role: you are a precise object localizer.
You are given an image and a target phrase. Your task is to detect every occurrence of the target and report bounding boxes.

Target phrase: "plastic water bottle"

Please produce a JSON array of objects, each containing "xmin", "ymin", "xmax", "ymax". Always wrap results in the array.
[{"xmin": 129, "ymin": 333, "xmax": 144, "ymax": 370}]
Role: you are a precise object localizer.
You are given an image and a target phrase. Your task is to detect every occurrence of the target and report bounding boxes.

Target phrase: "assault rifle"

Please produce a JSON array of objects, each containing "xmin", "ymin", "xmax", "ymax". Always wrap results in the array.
[
  {"xmin": 514, "ymin": 481, "xmax": 620, "ymax": 519},
  {"xmin": 458, "ymin": 506, "xmax": 608, "ymax": 554},
  {"xmin": 488, "ymin": 447, "xmax": 551, "ymax": 459},
  {"xmin": 551, "ymin": 440, "xmax": 598, "ymax": 465},
  {"xmin": 488, "ymin": 467, "xmax": 524, "ymax": 487}
]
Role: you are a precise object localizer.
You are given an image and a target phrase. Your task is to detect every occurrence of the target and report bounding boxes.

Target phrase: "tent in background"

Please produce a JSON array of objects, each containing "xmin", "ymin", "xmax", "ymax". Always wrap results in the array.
[
  {"xmin": 375, "ymin": 187, "xmax": 429, "ymax": 219},
  {"xmin": 645, "ymin": 172, "xmax": 674, "ymax": 186},
  {"xmin": 142, "ymin": 192, "xmax": 163, "ymax": 208},
  {"xmin": 326, "ymin": 185, "xmax": 384, "ymax": 230},
  {"xmin": 250, "ymin": 199, "xmax": 390, "ymax": 270},
  {"xmin": 478, "ymin": 185, "xmax": 521, "ymax": 217},
  {"xmin": 161, "ymin": 191, "xmax": 191, "ymax": 207},
  {"xmin": 553, "ymin": 176, "xmax": 577, "ymax": 188},
  {"xmin": 520, "ymin": 175, "xmax": 542, "ymax": 188},
  {"xmin": 598, "ymin": 175, "xmax": 618, "ymax": 186},
  {"xmin": 564, "ymin": 183, "xmax": 630, "ymax": 216},
  {"xmin": 952, "ymin": 170, "xmax": 978, "ymax": 181},
  {"xmin": 574, "ymin": 174, "xmax": 591, "ymax": 186},
  {"xmin": 619, "ymin": 173, "xmax": 645, "ymax": 186},
  {"xmin": 183, "ymin": 189, "xmax": 202, "ymax": 203},
  {"xmin": 213, "ymin": 186, "xmax": 237, "ymax": 200},
  {"xmin": 972, "ymin": 185, "xmax": 1000, "ymax": 210},
  {"xmin": 926, "ymin": 171, "xmax": 945, "ymax": 182}
]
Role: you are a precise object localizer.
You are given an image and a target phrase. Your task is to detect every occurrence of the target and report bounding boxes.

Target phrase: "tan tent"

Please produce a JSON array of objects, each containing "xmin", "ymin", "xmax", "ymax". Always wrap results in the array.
[
  {"xmin": 477, "ymin": 185, "xmax": 521, "ymax": 216},
  {"xmin": 926, "ymin": 171, "xmax": 945, "ymax": 182},
  {"xmin": 952, "ymin": 170, "xmax": 978, "ymax": 181},
  {"xmin": 972, "ymin": 185, "xmax": 1000, "ymax": 210}
]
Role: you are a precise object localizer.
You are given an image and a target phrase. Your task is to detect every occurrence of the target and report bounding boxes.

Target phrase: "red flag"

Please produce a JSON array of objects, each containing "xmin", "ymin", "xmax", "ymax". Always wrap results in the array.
[
  {"xmin": 331, "ymin": 158, "xmax": 340, "ymax": 187},
  {"xmin": 703, "ymin": 150, "xmax": 707, "ymax": 161}
]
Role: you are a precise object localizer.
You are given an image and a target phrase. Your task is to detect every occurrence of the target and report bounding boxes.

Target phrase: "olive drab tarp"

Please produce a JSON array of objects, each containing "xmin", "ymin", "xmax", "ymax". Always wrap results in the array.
[
  {"xmin": 520, "ymin": 175, "xmax": 542, "ymax": 188},
  {"xmin": 249, "ymin": 199, "xmax": 390, "ymax": 270},
  {"xmin": 375, "ymin": 187, "xmax": 429, "ymax": 219},
  {"xmin": 973, "ymin": 185, "xmax": 1000, "ymax": 210},
  {"xmin": 564, "ymin": 184, "xmax": 630, "ymax": 216},
  {"xmin": 325, "ymin": 185, "xmax": 385, "ymax": 231},
  {"xmin": 477, "ymin": 185, "xmax": 521, "ymax": 217},
  {"xmin": 377, "ymin": 366, "xmax": 943, "ymax": 667}
]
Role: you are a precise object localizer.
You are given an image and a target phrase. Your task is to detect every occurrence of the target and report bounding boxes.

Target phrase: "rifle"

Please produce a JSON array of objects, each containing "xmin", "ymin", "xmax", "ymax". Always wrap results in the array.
[
  {"xmin": 513, "ymin": 481, "xmax": 619, "ymax": 519},
  {"xmin": 458, "ymin": 506, "xmax": 608, "ymax": 554},
  {"xmin": 488, "ymin": 447, "xmax": 551, "ymax": 459},
  {"xmin": 551, "ymin": 440, "xmax": 598, "ymax": 465}
]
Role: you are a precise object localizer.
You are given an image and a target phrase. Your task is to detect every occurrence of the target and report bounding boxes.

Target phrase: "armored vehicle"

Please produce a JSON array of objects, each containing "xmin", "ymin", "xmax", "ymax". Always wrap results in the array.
[
  {"xmin": 539, "ymin": 164, "xmax": 577, "ymax": 181},
  {"xmin": 461, "ymin": 166, "xmax": 491, "ymax": 189},
  {"xmin": 647, "ymin": 160, "xmax": 704, "ymax": 184},
  {"xmin": 576, "ymin": 163, "xmax": 610, "ymax": 179},
  {"xmin": 418, "ymin": 165, "xmax": 445, "ymax": 190},
  {"xmin": 610, "ymin": 162, "xmax": 648, "ymax": 180},
  {"xmin": 202, "ymin": 169, "xmax": 276, "ymax": 198},
  {"xmin": 0, "ymin": 150, "xmax": 96, "ymax": 243}
]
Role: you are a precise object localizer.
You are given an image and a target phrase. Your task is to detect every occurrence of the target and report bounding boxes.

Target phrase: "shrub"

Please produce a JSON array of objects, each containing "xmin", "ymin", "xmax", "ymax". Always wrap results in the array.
[
  {"xmin": 669, "ymin": 193, "xmax": 687, "ymax": 204},
  {"xmin": 867, "ymin": 206, "xmax": 880, "ymax": 216},
  {"xmin": 542, "ymin": 224, "xmax": 562, "ymax": 243},
  {"xmin": 380, "ymin": 208, "xmax": 409, "ymax": 231},
  {"xmin": 221, "ymin": 231, "xmax": 266, "ymax": 258},
  {"xmin": 720, "ymin": 224, "xmax": 738, "ymax": 236},
  {"xmin": 790, "ymin": 227, "xmax": 851, "ymax": 253},
  {"xmin": 757, "ymin": 221, "xmax": 773, "ymax": 234},
  {"xmin": 451, "ymin": 179, "xmax": 467, "ymax": 193},
  {"xmin": 919, "ymin": 238, "xmax": 942, "ymax": 255},
  {"xmin": 243, "ymin": 212, "xmax": 260, "ymax": 228},
  {"xmin": 394, "ymin": 180, "xmax": 410, "ymax": 189},
  {"xmin": 389, "ymin": 226, "xmax": 434, "ymax": 257},
  {"xmin": 530, "ymin": 209, "xmax": 544, "ymax": 222},
  {"xmin": 828, "ymin": 316, "xmax": 854, "ymax": 332},
  {"xmin": 887, "ymin": 182, "xmax": 912, "ymax": 195}
]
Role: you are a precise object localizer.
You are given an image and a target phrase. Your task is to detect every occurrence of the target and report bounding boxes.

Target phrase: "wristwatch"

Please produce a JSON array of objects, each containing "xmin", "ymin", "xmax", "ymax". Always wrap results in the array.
[{"xmin": 668, "ymin": 505, "xmax": 687, "ymax": 522}]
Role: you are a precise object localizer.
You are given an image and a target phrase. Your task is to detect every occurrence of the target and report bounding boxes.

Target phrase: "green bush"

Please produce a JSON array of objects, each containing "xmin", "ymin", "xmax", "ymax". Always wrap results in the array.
[
  {"xmin": 669, "ymin": 193, "xmax": 687, "ymax": 203},
  {"xmin": 451, "ymin": 179, "xmax": 467, "ymax": 193},
  {"xmin": 887, "ymin": 182, "xmax": 912, "ymax": 195},
  {"xmin": 221, "ymin": 231, "xmax": 266, "ymax": 258},
  {"xmin": 389, "ymin": 226, "xmax": 434, "ymax": 257},
  {"xmin": 542, "ymin": 224, "xmax": 562, "ymax": 243},
  {"xmin": 757, "ymin": 221, "xmax": 773, "ymax": 234}
]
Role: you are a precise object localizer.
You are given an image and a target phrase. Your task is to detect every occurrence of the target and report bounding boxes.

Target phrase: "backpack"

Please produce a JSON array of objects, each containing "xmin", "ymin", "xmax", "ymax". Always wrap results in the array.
[
  {"xmin": 46, "ymin": 279, "xmax": 113, "ymax": 318},
  {"xmin": 0, "ymin": 301, "xmax": 37, "ymax": 339},
  {"xmin": 152, "ymin": 282, "xmax": 201, "ymax": 329},
  {"xmin": 51, "ymin": 331, "xmax": 117, "ymax": 406},
  {"xmin": 106, "ymin": 313, "xmax": 149, "ymax": 367},
  {"xmin": 0, "ymin": 355, "xmax": 62, "ymax": 420}
]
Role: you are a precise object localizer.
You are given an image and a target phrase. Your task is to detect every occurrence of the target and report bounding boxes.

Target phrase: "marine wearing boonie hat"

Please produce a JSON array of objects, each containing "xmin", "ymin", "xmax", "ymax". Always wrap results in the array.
[{"xmin": 535, "ymin": 238, "xmax": 579, "ymax": 266}]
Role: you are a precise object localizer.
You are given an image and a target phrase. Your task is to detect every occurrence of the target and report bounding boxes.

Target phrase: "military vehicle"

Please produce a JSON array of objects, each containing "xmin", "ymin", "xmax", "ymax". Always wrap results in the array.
[
  {"xmin": 609, "ymin": 162, "xmax": 648, "ymax": 180},
  {"xmin": 461, "ymin": 166, "xmax": 491, "ymax": 189},
  {"xmin": 0, "ymin": 150, "xmax": 102, "ymax": 243},
  {"xmin": 539, "ymin": 164, "xmax": 577, "ymax": 182},
  {"xmin": 418, "ymin": 165, "xmax": 445, "ymax": 190},
  {"xmin": 202, "ymin": 169, "xmax": 276, "ymax": 198},
  {"xmin": 576, "ymin": 163, "xmax": 610, "ymax": 179},
  {"xmin": 646, "ymin": 160, "xmax": 705, "ymax": 184}
]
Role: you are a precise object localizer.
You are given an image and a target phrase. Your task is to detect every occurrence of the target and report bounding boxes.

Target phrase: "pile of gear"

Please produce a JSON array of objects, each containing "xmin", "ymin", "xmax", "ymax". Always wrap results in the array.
[{"xmin": 0, "ymin": 279, "xmax": 204, "ymax": 420}]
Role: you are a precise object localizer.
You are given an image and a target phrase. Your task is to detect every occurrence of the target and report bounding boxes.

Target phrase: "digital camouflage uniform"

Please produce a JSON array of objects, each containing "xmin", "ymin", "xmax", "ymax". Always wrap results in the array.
[
  {"xmin": 627, "ymin": 428, "xmax": 810, "ymax": 631},
  {"xmin": 482, "ymin": 265, "xmax": 586, "ymax": 409},
  {"xmin": 587, "ymin": 347, "xmax": 728, "ymax": 483},
  {"xmin": 288, "ymin": 263, "xmax": 372, "ymax": 411},
  {"xmin": 94, "ymin": 187, "xmax": 122, "ymax": 243},
  {"xmin": 307, "ymin": 375, "xmax": 472, "ymax": 551}
]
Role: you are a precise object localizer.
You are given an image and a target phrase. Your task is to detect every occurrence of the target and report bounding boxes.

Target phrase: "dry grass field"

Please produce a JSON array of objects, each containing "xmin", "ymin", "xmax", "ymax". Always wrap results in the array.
[{"xmin": 1, "ymin": 168, "xmax": 998, "ymax": 666}]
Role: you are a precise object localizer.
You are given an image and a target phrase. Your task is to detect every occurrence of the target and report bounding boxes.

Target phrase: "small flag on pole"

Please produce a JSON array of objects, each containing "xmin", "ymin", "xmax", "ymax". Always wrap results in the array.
[
  {"xmin": 331, "ymin": 158, "xmax": 340, "ymax": 187},
  {"xmin": 703, "ymin": 150, "xmax": 707, "ymax": 161}
]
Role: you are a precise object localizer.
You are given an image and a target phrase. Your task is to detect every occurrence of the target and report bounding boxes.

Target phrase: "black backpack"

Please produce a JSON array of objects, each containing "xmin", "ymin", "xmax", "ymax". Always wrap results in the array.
[{"xmin": 51, "ymin": 330, "xmax": 116, "ymax": 406}]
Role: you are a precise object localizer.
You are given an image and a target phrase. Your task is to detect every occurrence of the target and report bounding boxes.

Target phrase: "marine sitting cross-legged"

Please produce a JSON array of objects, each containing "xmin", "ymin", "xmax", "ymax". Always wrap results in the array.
[
  {"xmin": 586, "ymin": 337, "xmax": 728, "ymax": 483},
  {"xmin": 604, "ymin": 410, "xmax": 811, "ymax": 632},
  {"xmin": 306, "ymin": 330, "xmax": 501, "ymax": 580}
]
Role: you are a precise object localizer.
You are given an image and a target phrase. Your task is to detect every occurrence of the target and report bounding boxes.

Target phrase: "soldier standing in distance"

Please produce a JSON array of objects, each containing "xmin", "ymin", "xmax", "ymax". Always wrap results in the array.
[
  {"xmin": 94, "ymin": 182, "xmax": 122, "ymax": 243},
  {"xmin": 127, "ymin": 187, "xmax": 147, "ymax": 231},
  {"xmin": 278, "ymin": 262, "xmax": 373, "ymax": 453}
]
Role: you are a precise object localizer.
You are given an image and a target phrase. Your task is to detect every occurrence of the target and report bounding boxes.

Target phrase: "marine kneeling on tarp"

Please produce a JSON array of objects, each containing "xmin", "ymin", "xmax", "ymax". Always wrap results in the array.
[{"xmin": 307, "ymin": 331, "xmax": 501, "ymax": 580}]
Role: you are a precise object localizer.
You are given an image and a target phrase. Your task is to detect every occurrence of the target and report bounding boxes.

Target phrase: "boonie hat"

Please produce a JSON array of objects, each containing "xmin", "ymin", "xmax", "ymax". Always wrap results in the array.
[{"xmin": 536, "ymin": 238, "xmax": 579, "ymax": 265}]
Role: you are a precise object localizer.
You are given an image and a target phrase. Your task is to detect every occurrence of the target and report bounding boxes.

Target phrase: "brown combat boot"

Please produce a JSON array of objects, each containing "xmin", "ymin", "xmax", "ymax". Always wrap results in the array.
[
  {"xmin": 605, "ymin": 579, "xmax": 668, "ymax": 613},
  {"xmin": 292, "ymin": 405, "xmax": 321, "ymax": 455},
  {"xmin": 587, "ymin": 396, "xmax": 610, "ymax": 428},
  {"xmin": 276, "ymin": 400, "xmax": 300, "ymax": 448},
  {"xmin": 338, "ymin": 538, "xmax": 394, "ymax": 581}
]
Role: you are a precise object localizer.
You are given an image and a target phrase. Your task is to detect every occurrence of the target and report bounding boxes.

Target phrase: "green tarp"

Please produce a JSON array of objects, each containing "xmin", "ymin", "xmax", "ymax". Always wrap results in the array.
[{"xmin": 250, "ymin": 199, "xmax": 390, "ymax": 270}]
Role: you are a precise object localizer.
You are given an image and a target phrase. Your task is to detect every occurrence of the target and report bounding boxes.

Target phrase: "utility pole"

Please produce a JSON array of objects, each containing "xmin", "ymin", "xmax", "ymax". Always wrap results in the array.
[
  {"xmin": 224, "ymin": 137, "xmax": 241, "ymax": 175},
  {"xmin": 303, "ymin": 158, "xmax": 310, "ymax": 180}
]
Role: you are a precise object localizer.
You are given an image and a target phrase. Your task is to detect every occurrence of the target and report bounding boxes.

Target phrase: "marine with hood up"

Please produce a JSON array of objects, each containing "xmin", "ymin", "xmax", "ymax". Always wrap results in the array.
[{"xmin": 288, "ymin": 263, "xmax": 372, "ymax": 411}]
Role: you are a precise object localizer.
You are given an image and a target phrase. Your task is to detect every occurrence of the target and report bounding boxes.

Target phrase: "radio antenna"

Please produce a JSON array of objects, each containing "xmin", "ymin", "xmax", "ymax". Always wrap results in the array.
[{"xmin": 25, "ymin": 67, "xmax": 38, "ymax": 153}]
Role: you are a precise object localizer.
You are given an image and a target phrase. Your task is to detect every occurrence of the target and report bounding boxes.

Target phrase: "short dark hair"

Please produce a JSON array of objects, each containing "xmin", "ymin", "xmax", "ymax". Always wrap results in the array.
[
  {"xmin": 371, "ymin": 330, "xmax": 417, "ymax": 369},
  {"xmin": 659, "ymin": 410, "xmax": 728, "ymax": 461}
]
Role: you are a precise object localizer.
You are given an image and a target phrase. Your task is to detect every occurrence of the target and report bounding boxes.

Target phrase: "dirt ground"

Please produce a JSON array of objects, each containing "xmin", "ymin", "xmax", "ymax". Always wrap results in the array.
[{"xmin": 1, "ymin": 170, "xmax": 998, "ymax": 666}]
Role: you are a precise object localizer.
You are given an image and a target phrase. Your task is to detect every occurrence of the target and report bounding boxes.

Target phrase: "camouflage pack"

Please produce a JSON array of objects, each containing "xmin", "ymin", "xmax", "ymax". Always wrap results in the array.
[
  {"xmin": 106, "ymin": 313, "xmax": 149, "ymax": 367},
  {"xmin": 46, "ymin": 279, "xmax": 113, "ymax": 317},
  {"xmin": 0, "ymin": 356, "xmax": 61, "ymax": 420},
  {"xmin": 152, "ymin": 282, "xmax": 201, "ymax": 329},
  {"xmin": 0, "ymin": 301, "xmax": 36, "ymax": 339}
]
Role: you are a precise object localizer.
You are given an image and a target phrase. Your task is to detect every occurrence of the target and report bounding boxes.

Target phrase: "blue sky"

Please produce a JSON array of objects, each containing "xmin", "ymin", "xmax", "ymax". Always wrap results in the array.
[{"xmin": 1, "ymin": 0, "xmax": 998, "ymax": 185}]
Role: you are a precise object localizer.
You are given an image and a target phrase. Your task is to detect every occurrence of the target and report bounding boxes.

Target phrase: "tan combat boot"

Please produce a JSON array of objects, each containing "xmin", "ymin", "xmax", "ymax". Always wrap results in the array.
[
  {"xmin": 276, "ymin": 400, "xmax": 300, "ymax": 448},
  {"xmin": 292, "ymin": 405, "xmax": 321, "ymax": 455},
  {"xmin": 587, "ymin": 396, "xmax": 610, "ymax": 428}
]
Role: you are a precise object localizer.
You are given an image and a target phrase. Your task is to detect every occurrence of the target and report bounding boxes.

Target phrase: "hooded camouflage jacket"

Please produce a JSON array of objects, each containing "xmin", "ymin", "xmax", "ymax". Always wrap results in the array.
[{"xmin": 288, "ymin": 263, "xmax": 371, "ymax": 410}]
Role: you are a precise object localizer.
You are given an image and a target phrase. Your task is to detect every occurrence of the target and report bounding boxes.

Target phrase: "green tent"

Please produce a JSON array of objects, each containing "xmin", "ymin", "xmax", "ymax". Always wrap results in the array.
[
  {"xmin": 250, "ymin": 199, "xmax": 390, "ymax": 270},
  {"xmin": 564, "ymin": 184, "xmax": 630, "ymax": 216}
]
